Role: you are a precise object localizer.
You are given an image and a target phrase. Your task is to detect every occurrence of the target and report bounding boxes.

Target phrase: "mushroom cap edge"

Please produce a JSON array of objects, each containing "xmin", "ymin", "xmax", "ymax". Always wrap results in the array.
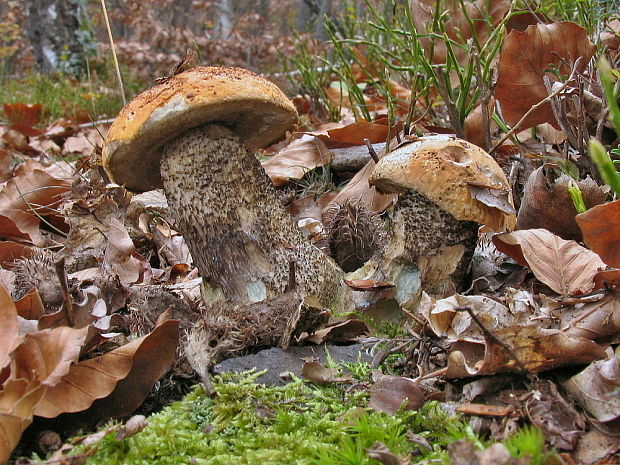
[
  {"xmin": 369, "ymin": 134, "xmax": 516, "ymax": 231},
  {"xmin": 102, "ymin": 66, "xmax": 298, "ymax": 192}
]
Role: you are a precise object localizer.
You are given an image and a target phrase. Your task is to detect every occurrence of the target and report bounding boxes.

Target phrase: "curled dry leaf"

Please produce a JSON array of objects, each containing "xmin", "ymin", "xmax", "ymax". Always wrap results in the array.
[
  {"xmin": 564, "ymin": 346, "xmax": 620, "ymax": 424},
  {"xmin": 419, "ymin": 293, "xmax": 530, "ymax": 343},
  {"xmin": 368, "ymin": 375, "xmax": 425, "ymax": 415},
  {"xmin": 445, "ymin": 325, "xmax": 606, "ymax": 378},
  {"xmin": 321, "ymin": 121, "xmax": 390, "ymax": 146},
  {"xmin": 34, "ymin": 318, "xmax": 179, "ymax": 419},
  {"xmin": 0, "ymin": 378, "xmax": 47, "ymax": 464},
  {"xmin": 0, "ymin": 284, "xmax": 20, "ymax": 369},
  {"xmin": 261, "ymin": 134, "xmax": 332, "ymax": 186},
  {"xmin": 517, "ymin": 168, "xmax": 608, "ymax": 241},
  {"xmin": 493, "ymin": 229, "xmax": 606, "ymax": 295},
  {"xmin": 10, "ymin": 326, "xmax": 89, "ymax": 387},
  {"xmin": 576, "ymin": 200, "xmax": 620, "ymax": 267},
  {"xmin": 303, "ymin": 319, "xmax": 369, "ymax": 345},
  {"xmin": 0, "ymin": 169, "xmax": 70, "ymax": 246},
  {"xmin": 495, "ymin": 22, "xmax": 596, "ymax": 130}
]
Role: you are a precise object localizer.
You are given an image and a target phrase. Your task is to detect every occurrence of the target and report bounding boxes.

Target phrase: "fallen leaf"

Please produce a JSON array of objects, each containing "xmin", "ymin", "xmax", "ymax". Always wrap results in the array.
[
  {"xmin": 493, "ymin": 229, "xmax": 605, "ymax": 295},
  {"xmin": 562, "ymin": 292, "xmax": 620, "ymax": 340},
  {"xmin": 0, "ymin": 378, "xmax": 47, "ymax": 464},
  {"xmin": 34, "ymin": 318, "xmax": 179, "ymax": 418},
  {"xmin": 445, "ymin": 325, "xmax": 606, "ymax": 378},
  {"xmin": 576, "ymin": 200, "xmax": 620, "ymax": 267},
  {"xmin": 324, "ymin": 121, "xmax": 390, "ymax": 146},
  {"xmin": 369, "ymin": 375, "xmax": 425, "ymax": 415},
  {"xmin": 0, "ymin": 284, "xmax": 20, "ymax": 369},
  {"xmin": 365, "ymin": 441, "xmax": 408, "ymax": 465},
  {"xmin": 262, "ymin": 134, "xmax": 332, "ymax": 186},
  {"xmin": 303, "ymin": 319, "xmax": 369, "ymax": 344},
  {"xmin": 301, "ymin": 361, "xmax": 353, "ymax": 384},
  {"xmin": 3, "ymin": 103, "xmax": 42, "ymax": 127},
  {"xmin": 495, "ymin": 22, "xmax": 596, "ymax": 130},
  {"xmin": 456, "ymin": 403, "xmax": 516, "ymax": 417},
  {"xmin": 517, "ymin": 168, "xmax": 608, "ymax": 241},
  {"xmin": 0, "ymin": 169, "xmax": 71, "ymax": 246},
  {"xmin": 564, "ymin": 346, "xmax": 620, "ymax": 424},
  {"xmin": 10, "ymin": 326, "xmax": 89, "ymax": 386}
]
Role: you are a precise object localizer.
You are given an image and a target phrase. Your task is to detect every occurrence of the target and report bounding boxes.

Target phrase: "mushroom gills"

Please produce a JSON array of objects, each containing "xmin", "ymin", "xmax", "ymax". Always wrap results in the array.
[{"xmin": 159, "ymin": 123, "xmax": 345, "ymax": 307}]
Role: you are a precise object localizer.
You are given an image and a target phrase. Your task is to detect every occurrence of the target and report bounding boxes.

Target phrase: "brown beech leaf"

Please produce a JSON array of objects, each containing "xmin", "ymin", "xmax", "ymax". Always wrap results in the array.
[
  {"xmin": 495, "ymin": 22, "xmax": 596, "ymax": 130},
  {"xmin": 0, "ymin": 169, "xmax": 70, "ymax": 246},
  {"xmin": 261, "ymin": 134, "xmax": 332, "ymax": 187},
  {"xmin": 35, "ymin": 319, "xmax": 179, "ymax": 419},
  {"xmin": 445, "ymin": 325, "xmax": 606, "ymax": 378},
  {"xmin": 518, "ymin": 168, "xmax": 608, "ymax": 241},
  {"xmin": 576, "ymin": 200, "xmax": 620, "ymax": 267},
  {"xmin": 301, "ymin": 361, "xmax": 353, "ymax": 384},
  {"xmin": 562, "ymin": 292, "xmax": 620, "ymax": 340},
  {"xmin": 11, "ymin": 326, "xmax": 89, "ymax": 386},
  {"xmin": 0, "ymin": 378, "xmax": 47, "ymax": 464},
  {"xmin": 365, "ymin": 441, "xmax": 408, "ymax": 465},
  {"xmin": 0, "ymin": 284, "xmax": 20, "ymax": 369},
  {"xmin": 303, "ymin": 319, "xmax": 369, "ymax": 344},
  {"xmin": 369, "ymin": 375, "xmax": 425, "ymax": 415},
  {"xmin": 493, "ymin": 229, "xmax": 605, "ymax": 295},
  {"xmin": 324, "ymin": 121, "xmax": 390, "ymax": 146},
  {"xmin": 564, "ymin": 346, "xmax": 620, "ymax": 424},
  {"xmin": 0, "ymin": 241, "xmax": 33, "ymax": 268},
  {"xmin": 3, "ymin": 103, "xmax": 42, "ymax": 127},
  {"xmin": 329, "ymin": 160, "xmax": 397, "ymax": 214}
]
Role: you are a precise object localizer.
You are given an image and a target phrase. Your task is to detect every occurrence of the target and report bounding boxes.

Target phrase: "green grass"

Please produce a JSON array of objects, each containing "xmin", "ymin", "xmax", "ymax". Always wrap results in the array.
[{"xmin": 0, "ymin": 67, "xmax": 143, "ymax": 125}]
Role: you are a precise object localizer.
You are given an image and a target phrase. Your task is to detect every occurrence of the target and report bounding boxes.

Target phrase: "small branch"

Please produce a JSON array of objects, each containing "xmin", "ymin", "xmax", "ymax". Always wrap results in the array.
[
  {"xmin": 100, "ymin": 0, "xmax": 126, "ymax": 105},
  {"xmin": 490, "ymin": 57, "xmax": 583, "ymax": 154},
  {"xmin": 455, "ymin": 306, "xmax": 529, "ymax": 373},
  {"xmin": 365, "ymin": 138, "xmax": 380, "ymax": 163}
]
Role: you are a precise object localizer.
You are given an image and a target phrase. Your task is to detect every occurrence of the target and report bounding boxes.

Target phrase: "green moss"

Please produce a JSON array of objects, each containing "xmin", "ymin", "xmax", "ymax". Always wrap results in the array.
[{"xmin": 61, "ymin": 368, "xmax": 478, "ymax": 465}]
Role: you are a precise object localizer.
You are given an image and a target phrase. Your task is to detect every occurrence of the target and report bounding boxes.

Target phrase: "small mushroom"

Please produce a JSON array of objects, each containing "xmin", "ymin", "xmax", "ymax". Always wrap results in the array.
[
  {"xmin": 349, "ymin": 134, "xmax": 515, "ymax": 311},
  {"xmin": 102, "ymin": 66, "xmax": 345, "ymax": 307}
]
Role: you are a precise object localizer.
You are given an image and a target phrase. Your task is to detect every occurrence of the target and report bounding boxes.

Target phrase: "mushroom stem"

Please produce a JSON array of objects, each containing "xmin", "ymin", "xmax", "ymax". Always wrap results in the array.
[
  {"xmin": 160, "ymin": 124, "xmax": 346, "ymax": 307},
  {"xmin": 348, "ymin": 190, "xmax": 478, "ymax": 311}
]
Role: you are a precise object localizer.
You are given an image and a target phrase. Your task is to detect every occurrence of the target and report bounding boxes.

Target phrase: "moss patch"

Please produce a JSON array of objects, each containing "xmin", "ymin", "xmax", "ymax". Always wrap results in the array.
[{"xmin": 62, "ymin": 370, "xmax": 473, "ymax": 465}]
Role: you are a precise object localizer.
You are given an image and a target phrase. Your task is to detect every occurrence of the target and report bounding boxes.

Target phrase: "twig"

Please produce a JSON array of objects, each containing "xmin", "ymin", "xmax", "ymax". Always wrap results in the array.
[
  {"xmin": 490, "ymin": 57, "xmax": 583, "ymax": 154},
  {"xmin": 455, "ymin": 306, "xmax": 529, "ymax": 373},
  {"xmin": 54, "ymin": 258, "xmax": 74, "ymax": 326},
  {"xmin": 365, "ymin": 138, "xmax": 380, "ymax": 163},
  {"xmin": 100, "ymin": 0, "xmax": 126, "ymax": 105}
]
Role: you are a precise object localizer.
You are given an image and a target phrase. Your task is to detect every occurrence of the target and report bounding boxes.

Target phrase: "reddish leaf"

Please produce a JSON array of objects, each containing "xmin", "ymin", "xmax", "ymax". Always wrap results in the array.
[
  {"xmin": 576, "ymin": 200, "xmax": 620, "ymax": 267},
  {"xmin": 495, "ymin": 22, "xmax": 596, "ymax": 129},
  {"xmin": 325, "ymin": 121, "xmax": 390, "ymax": 146},
  {"xmin": 493, "ymin": 229, "xmax": 605, "ymax": 295},
  {"xmin": 0, "ymin": 169, "xmax": 71, "ymax": 246},
  {"xmin": 0, "ymin": 241, "xmax": 33, "ymax": 269},
  {"xmin": 3, "ymin": 103, "xmax": 42, "ymax": 127}
]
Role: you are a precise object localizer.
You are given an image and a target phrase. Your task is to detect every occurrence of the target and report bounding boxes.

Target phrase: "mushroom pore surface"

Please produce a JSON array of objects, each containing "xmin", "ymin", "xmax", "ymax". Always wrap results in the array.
[{"xmin": 159, "ymin": 123, "xmax": 345, "ymax": 306}]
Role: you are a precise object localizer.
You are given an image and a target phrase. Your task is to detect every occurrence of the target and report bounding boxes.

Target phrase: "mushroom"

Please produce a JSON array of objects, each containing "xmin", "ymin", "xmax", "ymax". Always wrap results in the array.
[
  {"xmin": 348, "ymin": 134, "xmax": 515, "ymax": 311},
  {"xmin": 102, "ymin": 66, "xmax": 346, "ymax": 307}
]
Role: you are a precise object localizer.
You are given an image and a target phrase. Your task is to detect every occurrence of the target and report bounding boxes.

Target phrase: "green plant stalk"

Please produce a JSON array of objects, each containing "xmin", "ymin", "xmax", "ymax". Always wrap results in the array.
[
  {"xmin": 598, "ymin": 57, "xmax": 620, "ymax": 135},
  {"xmin": 590, "ymin": 138, "xmax": 620, "ymax": 196},
  {"xmin": 567, "ymin": 181, "xmax": 587, "ymax": 213}
]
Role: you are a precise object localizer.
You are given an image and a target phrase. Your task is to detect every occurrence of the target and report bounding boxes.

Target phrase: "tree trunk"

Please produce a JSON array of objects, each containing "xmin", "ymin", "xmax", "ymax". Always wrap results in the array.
[
  {"xmin": 217, "ymin": 0, "xmax": 233, "ymax": 39},
  {"xmin": 25, "ymin": 0, "xmax": 93, "ymax": 76}
]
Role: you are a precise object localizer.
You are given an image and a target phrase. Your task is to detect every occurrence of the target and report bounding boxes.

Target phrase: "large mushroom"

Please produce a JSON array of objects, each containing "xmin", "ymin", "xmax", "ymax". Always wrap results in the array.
[
  {"xmin": 348, "ymin": 134, "xmax": 516, "ymax": 312},
  {"xmin": 102, "ymin": 66, "xmax": 346, "ymax": 307}
]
